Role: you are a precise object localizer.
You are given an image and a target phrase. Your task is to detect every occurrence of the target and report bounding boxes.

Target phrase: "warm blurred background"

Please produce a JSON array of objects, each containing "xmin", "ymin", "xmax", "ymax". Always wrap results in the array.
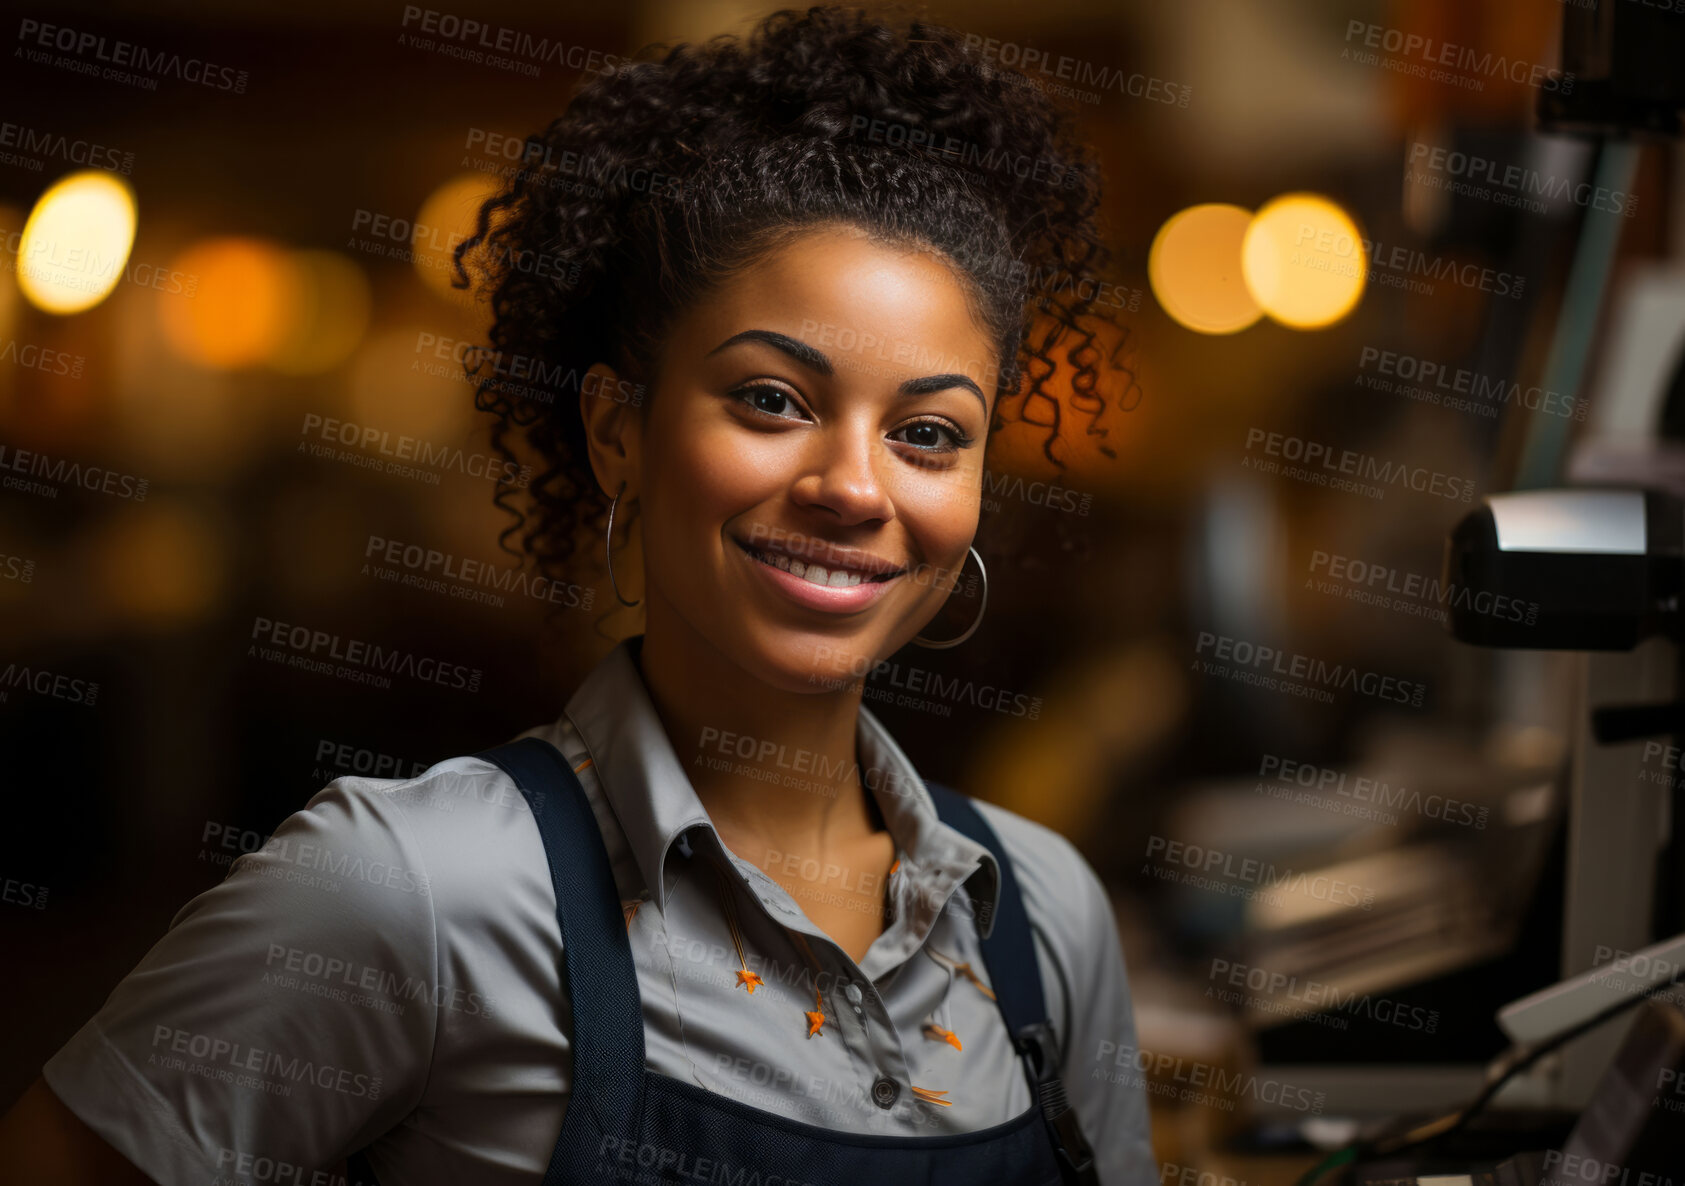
[{"xmin": 3, "ymin": 0, "xmax": 1680, "ymax": 1180}]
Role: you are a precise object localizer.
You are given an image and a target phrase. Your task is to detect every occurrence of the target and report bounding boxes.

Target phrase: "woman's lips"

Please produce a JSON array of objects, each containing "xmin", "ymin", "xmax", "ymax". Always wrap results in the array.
[{"xmin": 735, "ymin": 540, "xmax": 901, "ymax": 613}]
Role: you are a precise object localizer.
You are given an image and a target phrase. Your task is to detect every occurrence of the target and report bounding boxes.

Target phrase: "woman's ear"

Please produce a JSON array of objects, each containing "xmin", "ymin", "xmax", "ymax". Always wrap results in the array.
[{"xmin": 579, "ymin": 361, "xmax": 643, "ymax": 499}]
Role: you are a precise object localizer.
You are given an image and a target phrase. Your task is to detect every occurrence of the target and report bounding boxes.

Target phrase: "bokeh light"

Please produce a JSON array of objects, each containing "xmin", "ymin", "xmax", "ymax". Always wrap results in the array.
[
  {"xmin": 1241, "ymin": 192, "xmax": 1367, "ymax": 329},
  {"xmin": 1148, "ymin": 203, "xmax": 1263, "ymax": 335},
  {"xmin": 158, "ymin": 237, "xmax": 303, "ymax": 369},
  {"xmin": 17, "ymin": 171, "xmax": 138, "ymax": 315}
]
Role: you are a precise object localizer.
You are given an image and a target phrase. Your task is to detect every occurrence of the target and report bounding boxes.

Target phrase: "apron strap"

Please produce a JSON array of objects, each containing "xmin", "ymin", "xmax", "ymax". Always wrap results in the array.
[
  {"xmin": 474, "ymin": 736, "xmax": 646, "ymax": 1183},
  {"xmin": 924, "ymin": 780, "xmax": 1101, "ymax": 1186}
]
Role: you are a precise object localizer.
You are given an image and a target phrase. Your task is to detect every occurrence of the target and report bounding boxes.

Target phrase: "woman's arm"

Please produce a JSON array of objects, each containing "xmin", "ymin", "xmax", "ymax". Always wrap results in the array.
[
  {"xmin": 973, "ymin": 800, "xmax": 1157, "ymax": 1184},
  {"xmin": 0, "ymin": 1077, "xmax": 159, "ymax": 1185},
  {"xmin": 9, "ymin": 778, "xmax": 438, "ymax": 1183}
]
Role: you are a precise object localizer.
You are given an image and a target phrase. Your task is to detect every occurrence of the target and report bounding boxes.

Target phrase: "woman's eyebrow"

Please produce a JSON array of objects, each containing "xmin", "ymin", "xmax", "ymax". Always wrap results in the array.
[
  {"xmin": 709, "ymin": 330, "xmax": 987, "ymax": 412},
  {"xmin": 707, "ymin": 329, "xmax": 833, "ymax": 376},
  {"xmin": 898, "ymin": 372, "xmax": 986, "ymax": 411}
]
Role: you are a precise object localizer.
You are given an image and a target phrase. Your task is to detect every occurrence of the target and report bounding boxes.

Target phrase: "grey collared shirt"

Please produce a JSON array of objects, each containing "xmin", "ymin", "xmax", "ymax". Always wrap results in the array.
[{"xmin": 43, "ymin": 638, "xmax": 1154, "ymax": 1183}]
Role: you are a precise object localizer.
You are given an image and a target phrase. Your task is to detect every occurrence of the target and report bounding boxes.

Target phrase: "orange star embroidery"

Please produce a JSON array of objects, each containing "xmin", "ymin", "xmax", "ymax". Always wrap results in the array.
[
  {"xmin": 910, "ymin": 1086, "xmax": 952, "ymax": 1107},
  {"xmin": 713, "ymin": 866, "xmax": 764, "ymax": 995},
  {"xmin": 922, "ymin": 1023, "xmax": 963, "ymax": 1051},
  {"xmin": 805, "ymin": 985, "xmax": 825, "ymax": 1036}
]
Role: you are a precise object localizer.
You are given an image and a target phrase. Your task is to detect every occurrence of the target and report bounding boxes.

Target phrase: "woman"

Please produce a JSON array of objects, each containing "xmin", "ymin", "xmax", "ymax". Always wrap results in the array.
[{"xmin": 0, "ymin": 7, "xmax": 1153, "ymax": 1183}]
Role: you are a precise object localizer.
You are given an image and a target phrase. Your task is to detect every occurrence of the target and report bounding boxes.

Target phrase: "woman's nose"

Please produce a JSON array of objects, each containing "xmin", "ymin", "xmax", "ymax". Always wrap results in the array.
[{"xmin": 790, "ymin": 425, "xmax": 896, "ymax": 526}]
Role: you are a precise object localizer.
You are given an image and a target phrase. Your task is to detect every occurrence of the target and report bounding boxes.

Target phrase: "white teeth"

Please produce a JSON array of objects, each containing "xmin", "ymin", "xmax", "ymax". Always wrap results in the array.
[{"xmin": 751, "ymin": 547, "xmax": 867, "ymax": 588}]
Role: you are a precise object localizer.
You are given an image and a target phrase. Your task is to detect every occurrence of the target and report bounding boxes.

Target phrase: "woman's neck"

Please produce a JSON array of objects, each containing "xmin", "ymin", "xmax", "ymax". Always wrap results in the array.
[{"xmin": 633, "ymin": 613, "xmax": 884, "ymax": 859}]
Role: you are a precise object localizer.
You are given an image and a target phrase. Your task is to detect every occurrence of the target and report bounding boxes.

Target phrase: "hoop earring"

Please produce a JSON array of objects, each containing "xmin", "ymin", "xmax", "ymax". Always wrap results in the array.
[
  {"xmin": 913, "ymin": 546, "xmax": 987, "ymax": 650},
  {"xmin": 606, "ymin": 481, "xmax": 641, "ymax": 608}
]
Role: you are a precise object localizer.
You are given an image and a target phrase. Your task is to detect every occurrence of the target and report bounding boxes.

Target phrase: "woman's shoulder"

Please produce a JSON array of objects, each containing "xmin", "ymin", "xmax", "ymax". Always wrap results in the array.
[
  {"xmin": 275, "ymin": 720, "xmax": 575, "ymax": 918},
  {"xmin": 307, "ymin": 718, "xmax": 575, "ymax": 832},
  {"xmin": 962, "ymin": 797, "xmax": 1120, "ymax": 977}
]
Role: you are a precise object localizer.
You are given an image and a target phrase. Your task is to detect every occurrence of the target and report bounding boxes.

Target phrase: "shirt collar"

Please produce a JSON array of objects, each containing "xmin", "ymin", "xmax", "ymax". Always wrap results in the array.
[{"xmin": 562, "ymin": 635, "xmax": 1002, "ymax": 933}]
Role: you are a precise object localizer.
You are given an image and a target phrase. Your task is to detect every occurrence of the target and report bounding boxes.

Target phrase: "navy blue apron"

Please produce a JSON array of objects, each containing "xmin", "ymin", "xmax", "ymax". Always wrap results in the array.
[{"xmin": 346, "ymin": 736, "xmax": 1098, "ymax": 1185}]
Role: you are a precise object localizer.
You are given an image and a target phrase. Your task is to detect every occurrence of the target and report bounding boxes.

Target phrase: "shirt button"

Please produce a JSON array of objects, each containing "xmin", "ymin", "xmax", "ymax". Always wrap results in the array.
[
  {"xmin": 871, "ymin": 1077, "xmax": 899, "ymax": 1109},
  {"xmin": 844, "ymin": 983, "xmax": 863, "ymax": 1004}
]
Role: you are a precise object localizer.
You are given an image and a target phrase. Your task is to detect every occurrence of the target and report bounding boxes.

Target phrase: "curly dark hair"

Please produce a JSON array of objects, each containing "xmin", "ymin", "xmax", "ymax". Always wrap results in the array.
[{"xmin": 453, "ymin": 4, "xmax": 1127, "ymax": 593}]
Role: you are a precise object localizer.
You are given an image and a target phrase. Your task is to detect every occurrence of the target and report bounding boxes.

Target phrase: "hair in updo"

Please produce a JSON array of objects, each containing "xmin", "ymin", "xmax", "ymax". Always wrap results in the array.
[{"xmin": 454, "ymin": 4, "xmax": 1125, "ymax": 584}]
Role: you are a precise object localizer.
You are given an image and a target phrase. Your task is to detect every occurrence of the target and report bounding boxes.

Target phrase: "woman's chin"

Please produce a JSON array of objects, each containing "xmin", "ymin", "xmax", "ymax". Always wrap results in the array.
[{"xmin": 734, "ymin": 629, "xmax": 886, "ymax": 697}]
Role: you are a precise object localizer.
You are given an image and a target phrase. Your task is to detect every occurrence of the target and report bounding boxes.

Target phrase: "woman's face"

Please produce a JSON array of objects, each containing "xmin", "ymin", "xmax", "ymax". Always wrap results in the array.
[{"xmin": 604, "ymin": 223, "xmax": 998, "ymax": 695}]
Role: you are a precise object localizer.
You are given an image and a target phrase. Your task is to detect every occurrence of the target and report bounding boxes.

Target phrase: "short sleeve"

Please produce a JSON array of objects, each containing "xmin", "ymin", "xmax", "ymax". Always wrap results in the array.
[
  {"xmin": 1050, "ymin": 837, "xmax": 1155, "ymax": 1185},
  {"xmin": 42, "ymin": 779, "xmax": 439, "ymax": 1183},
  {"xmin": 975, "ymin": 803, "xmax": 1156, "ymax": 1186}
]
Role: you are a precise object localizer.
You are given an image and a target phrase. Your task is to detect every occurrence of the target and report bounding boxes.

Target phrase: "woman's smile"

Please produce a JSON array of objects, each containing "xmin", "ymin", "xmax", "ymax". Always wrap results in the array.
[{"xmin": 734, "ymin": 534, "xmax": 905, "ymax": 613}]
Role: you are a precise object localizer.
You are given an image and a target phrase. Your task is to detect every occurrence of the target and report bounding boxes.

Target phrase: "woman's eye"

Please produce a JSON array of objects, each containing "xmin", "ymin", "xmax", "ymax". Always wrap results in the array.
[
  {"xmin": 890, "ymin": 420, "xmax": 969, "ymax": 453},
  {"xmin": 735, "ymin": 384, "xmax": 808, "ymax": 421}
]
